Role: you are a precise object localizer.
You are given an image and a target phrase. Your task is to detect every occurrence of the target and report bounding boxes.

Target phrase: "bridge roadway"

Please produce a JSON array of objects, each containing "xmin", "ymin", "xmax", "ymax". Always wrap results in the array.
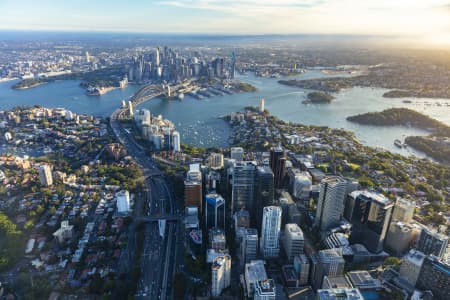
[{"xmin": 110, "ymin": 83, "xmax": 180, "ymax": 299}]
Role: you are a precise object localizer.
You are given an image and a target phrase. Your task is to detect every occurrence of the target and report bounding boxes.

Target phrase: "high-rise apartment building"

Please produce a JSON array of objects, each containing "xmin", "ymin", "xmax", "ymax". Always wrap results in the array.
[
  {"xmin": 242, "ymin": 228, "xmax": 259, "ymax": 264},
  {"xmin": 315, "ymin": 176, "xmax": 348, "ymax": 232},
  {"xmin": 211, "ymin": 254, "xmax": 231, "ymax": 297},
  {"xmin": 230, "ymin": 147, "xmax": 244, "ymax": 162},
  {"xmin": 39, "ymin": 164, "xmax": 53, "ymax": 186},
  {"xmin": 416, "ymin": 255, "xmax": 450, "ymax": 300},
  {"xmin": 416, "ymin": 228, "xmax": 449, "ymax": 259},
  {"xmin": 311, "ymin": 249, "xmax": 345, "ymax": 290}
]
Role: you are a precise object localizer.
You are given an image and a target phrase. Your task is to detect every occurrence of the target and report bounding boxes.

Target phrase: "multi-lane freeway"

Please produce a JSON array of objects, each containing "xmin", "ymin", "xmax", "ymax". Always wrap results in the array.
[{"xmin": 110, "ymin": 84, "xmax": 180, "ymax": 299}]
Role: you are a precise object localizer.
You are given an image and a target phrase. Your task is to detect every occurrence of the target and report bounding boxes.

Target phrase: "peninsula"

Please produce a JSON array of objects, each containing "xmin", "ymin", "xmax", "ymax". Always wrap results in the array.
[{"xmin": 347, "ymin": 108, "xmax": 450, "ymax": 163}]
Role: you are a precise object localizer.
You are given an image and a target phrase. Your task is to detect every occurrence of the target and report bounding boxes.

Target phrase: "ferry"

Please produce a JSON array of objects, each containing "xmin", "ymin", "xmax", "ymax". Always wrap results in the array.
[{"xmin": 394, "ymin": 139, "xmax": 403, "ymax": 148}]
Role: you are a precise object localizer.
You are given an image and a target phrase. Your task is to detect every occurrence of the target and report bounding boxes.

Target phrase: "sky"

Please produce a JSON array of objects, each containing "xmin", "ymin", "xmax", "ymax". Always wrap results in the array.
[{"xmin": 0, "ymin": 0, "xmax": 449, "ymax": 45}]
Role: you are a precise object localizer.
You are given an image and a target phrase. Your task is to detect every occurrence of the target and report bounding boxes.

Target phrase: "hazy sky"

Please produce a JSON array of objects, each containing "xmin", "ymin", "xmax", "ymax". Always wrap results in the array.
[{"xmin": 1, "ymin": 0, "xmax": 449, "ymax": 44}]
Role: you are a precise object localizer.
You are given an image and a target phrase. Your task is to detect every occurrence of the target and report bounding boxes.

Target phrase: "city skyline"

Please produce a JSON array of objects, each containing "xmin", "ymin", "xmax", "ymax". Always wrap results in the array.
[{"xmin": 0, "ymin": 0, "xmax": 449, "ymax": 46}]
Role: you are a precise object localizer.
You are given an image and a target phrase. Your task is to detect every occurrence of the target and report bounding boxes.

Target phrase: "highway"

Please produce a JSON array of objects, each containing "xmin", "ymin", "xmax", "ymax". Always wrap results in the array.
[{"xmin": 110, "ymin": 84, "xmax": 180, "ymax": 299}]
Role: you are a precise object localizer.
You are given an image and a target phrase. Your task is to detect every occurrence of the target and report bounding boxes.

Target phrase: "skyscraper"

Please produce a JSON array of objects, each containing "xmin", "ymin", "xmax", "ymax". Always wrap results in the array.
[
  {"xmin": 39, "ymin": 164, "xmax": 53, "ymax": 186},
  {"xmin": 270, "ymin": 146, "xmax": 286, "ymax": 189},
  {"xmin": 205, "ymin": 193, "xmax": 226, "ymax": 230},
  {"xmin": 231, "ymin": 161, "xmax": 256, "ymax": 212},
  {"xmin": 283, "ymin": 223, "xmax": 305, "ymax": 262},
  {"xmin": 416, "ymin": 255, "xmax": 450, "ymax": 300},
  {"xmin": 416, "ymin": 228, "xmax": 449, "ymax": 259},
  {"xmin": 211, "ymin": 254, "xmax": 231, "ymax": 297},
  {"xmin": 254, "ymin": 166, "xmax": 274, "ymax": 231},
  {"xmin": 346, "ymin": 190, "xmax": 394, "ymax": 253},
  {"xmin": 230, "ymin": 52, "xmax": 236, "ymax": 79},
  {"xmin": 171, "ymin": 130, "xmax": 180, "ymax": 152},
  {"xmin": 260, "ymin": 206, "xmax": 282, "ymax": 258},
  {"xmin": 315, "ymin": 176, "xmax": 348, "ymax": 232}
]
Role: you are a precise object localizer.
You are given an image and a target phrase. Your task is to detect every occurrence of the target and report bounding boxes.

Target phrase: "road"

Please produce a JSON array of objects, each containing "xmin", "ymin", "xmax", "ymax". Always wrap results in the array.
[{"xmin": 110, "ymin": 84, "xmax": 180, "ymax": 299}]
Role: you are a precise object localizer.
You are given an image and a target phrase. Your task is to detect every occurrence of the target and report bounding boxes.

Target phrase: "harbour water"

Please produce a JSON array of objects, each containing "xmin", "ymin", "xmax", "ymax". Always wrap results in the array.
[{"xmin": 1, "ymin": 71, "xmax": 449, "ymax": 160}]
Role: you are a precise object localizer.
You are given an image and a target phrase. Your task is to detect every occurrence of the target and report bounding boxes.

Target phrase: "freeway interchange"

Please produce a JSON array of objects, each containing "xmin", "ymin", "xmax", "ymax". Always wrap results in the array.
[{"xmin": 110, "ymin": 85, "xmax": 181, "ymax": 299}]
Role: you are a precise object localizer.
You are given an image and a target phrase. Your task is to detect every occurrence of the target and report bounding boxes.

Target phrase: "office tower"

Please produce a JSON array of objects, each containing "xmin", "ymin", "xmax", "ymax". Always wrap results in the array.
[
  {"xmin": 116, "ymin": 190, "xmax": 131, "ymax": 214},
  {"xmin": 260, "ymin": 206, "xmax": 282, "ymax": 258},
  {"xmin": 254, "ymin": 166, "xmax": 274, "ymax": 231},
  {"xmin": 85, "ymin": 51, "xmax": 90, "ymax": 63},
  {"xmin": 260, "ymin": 98, "xmax": 265, "ymax": 113},
  {"xmin": 311, "ymin": 249, "xmax": 345, "ymax": 290},
  {"xmin": 399, "ymin": 249, "xmax": 426, "ymax": 286},
  {"xmin": 230, "ymin": 147, "xmax": 244, "ymax": 162},
  {"xmin": 346, "ymin": 190, "xmax": 393, "ymax": 253},
  {"xmin": 385, "ymin": 221, "xmax": 421, "ymax": 255},
  {"xmin": 279, "ymin": 192, "xmax": 300, "ymax": 227},
  {"xmin": 235, "ymin": 210, "xmax": 250, "ymax": 228},
  {"xmin": 230, "ymin": 52, "xmax": 236, "ymax": 79},
  {"xmin": 254, "ymin": 279, "xmax": 276, "ymax": 300},
  {"xmin": 209, "ymin": 153, "xmax": 224, "ymax": 170},
  {"xmin": 416, "ymin": 227, "xmax": 449, "ymax": 259},
  {"xmin": 205, "ymin": 193, "xmax": 225, "ymax": 230},
  {"xmin": 185, "ymin": 181, "xmax": 202, "ymax": 214},
  {"xmin": 211, "ymin": 254, "xmax": 231, "ymax": 297},
  {"xmin": 316, "ymin": 289, "xmax": 364, "ymax": 300},
  {"xmin": 416, "ymin": 255, "xmax": 450, "ymax": 300},
  {"xmin": 231, "ymin": 161, "xmax": 256, "ymax": 212},
  {"xmin": 392, "ymin": 198, "xmax": 415, "ymax": 223},
  {"xmin": 270, "ymin": 146, "xmax": 286, "ymax": 189},
  {"xmin": 155, "ymin": 47, "xmax": 160, "ymax": 67},
  {"xmin": 293, "ymin": 172, "xmax": 312, "ymax": 200},
  {"xmin": 283, "ymin": 223, "xmax": 305, "ymax": 262},
  {"xmin": 294, "ymin": 254, "xmax": 310, "ymax": 286},
  {"xmin": 39, "ymin": 164, "xmax": 53, "ymax": 186},
  {"xmin": 171, "ymin": 130, "xmax": 180, "ymax": 152},
  {"xmin": 245, "ymin": 260, "xmax": 267, "ymax": 298},
  {"xmin": 209, "ymin": 228, "xmax": 227, "ymax": 251},
  {"xmin": 242, "ymin": 228, "xmax": 258, "ymax": 263},
  {"xmin": 315, "ymin": 176, "xmax": 348, "ymax": 232}
]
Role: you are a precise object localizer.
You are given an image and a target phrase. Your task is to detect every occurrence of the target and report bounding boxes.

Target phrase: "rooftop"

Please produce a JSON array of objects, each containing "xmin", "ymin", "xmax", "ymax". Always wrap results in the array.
[
  {"xmin": 317, "ymin": 288, "xmax": 364, "ymax": 300},
  {"xmin": 349, "ymin": 190, "xmax": 391, "ymax": 206},
  {"xmin": 245, "ymin": 260, "xmax": 267, "ymax": 282}
]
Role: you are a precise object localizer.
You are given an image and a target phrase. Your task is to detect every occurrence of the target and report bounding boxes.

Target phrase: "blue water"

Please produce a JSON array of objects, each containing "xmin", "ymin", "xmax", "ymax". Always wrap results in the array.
[
  {"xmin": 0, "ymin": 79, "xmax": 141, "ymax": 116},
  {"xmin": 1, "ymin": 71, "xmax": 449, "ymax": 160}
]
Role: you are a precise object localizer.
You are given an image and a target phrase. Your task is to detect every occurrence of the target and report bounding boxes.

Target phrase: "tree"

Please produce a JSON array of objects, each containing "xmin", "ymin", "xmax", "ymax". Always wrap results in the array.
[{"xmin": 384, "ymin": 256, "xmax": 401, "ymax": 267}]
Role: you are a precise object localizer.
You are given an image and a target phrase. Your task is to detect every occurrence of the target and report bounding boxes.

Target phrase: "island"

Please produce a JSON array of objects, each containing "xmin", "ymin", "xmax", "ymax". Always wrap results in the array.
[
  {"xmin": 347, "ymin": 108, "xmax": 450, "ymax": 163},
  {"xmin": 238, "ymin": 82, "xmax": 257, "ymax": 92},
  {"xmin": 304, "ymin": 91, "xmax": 334, "ymax": 103}
]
